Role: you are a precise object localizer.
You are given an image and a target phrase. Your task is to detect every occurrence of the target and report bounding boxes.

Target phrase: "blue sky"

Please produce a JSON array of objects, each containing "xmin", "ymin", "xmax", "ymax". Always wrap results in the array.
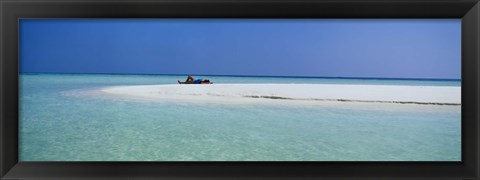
[{"xmin": 20, "ymin": 19, "xmax": 461, "ymax": 79}]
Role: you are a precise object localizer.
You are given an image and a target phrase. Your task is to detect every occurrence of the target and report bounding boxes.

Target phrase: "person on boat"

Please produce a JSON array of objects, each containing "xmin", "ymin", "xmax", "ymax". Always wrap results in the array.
[{"xmin": 178, "ymin": 75, "xmax": 212, "ymax": 84}]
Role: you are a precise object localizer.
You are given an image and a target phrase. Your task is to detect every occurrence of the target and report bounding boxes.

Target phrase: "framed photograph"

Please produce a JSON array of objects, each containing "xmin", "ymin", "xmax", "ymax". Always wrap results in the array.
[{"xmin": 1, "ymin": 0, "xmax": 479, "ymax": 179}]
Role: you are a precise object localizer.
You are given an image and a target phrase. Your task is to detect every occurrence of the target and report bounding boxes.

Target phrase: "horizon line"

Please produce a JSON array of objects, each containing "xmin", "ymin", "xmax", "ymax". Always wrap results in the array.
[{"xmin": 19, "ymin": 72, "xmax": 462, "ymax": 81}]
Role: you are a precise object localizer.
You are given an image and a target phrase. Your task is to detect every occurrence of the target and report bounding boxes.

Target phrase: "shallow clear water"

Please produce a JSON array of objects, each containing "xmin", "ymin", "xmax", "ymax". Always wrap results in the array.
[{"xmin": 19, "ymin": 73, "xmax": 461, "ymax": 161}]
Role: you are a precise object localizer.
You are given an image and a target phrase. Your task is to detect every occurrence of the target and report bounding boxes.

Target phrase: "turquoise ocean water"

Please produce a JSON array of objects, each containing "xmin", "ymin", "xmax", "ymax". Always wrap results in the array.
[{"xmin": 19, "ymin": 73, "xmax": 461, "ymax": 161}]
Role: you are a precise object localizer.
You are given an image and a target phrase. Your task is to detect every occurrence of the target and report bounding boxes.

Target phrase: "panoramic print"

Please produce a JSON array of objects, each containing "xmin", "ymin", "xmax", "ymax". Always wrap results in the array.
[{"xmin": 19, "ymin": 19, "xmax": 461, "ymax": 161}]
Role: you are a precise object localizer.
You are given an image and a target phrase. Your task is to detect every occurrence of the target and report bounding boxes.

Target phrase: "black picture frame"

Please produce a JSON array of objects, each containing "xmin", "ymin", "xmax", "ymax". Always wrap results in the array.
[{"xmin": 1, "ymin": 0, "xmax": 479, "ymax": 179}]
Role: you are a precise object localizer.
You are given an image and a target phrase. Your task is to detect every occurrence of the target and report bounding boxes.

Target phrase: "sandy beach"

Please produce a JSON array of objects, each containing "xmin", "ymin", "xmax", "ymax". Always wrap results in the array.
[{"xmin": 100, "ymin": 84, "xmax": 461, "ymax": 105}]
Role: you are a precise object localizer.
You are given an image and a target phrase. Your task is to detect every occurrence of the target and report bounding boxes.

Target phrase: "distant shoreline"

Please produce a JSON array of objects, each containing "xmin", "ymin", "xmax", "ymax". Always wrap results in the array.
[{"xmin": 20, "ymin": 72, "xmax": 462, "ymax": 82}]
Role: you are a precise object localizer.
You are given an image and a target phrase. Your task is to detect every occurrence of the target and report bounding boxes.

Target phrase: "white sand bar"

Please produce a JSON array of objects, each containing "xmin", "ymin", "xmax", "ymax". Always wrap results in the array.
[{"xmin": 101, "ymin": 84, "xmax": 460, "ymax": 105}]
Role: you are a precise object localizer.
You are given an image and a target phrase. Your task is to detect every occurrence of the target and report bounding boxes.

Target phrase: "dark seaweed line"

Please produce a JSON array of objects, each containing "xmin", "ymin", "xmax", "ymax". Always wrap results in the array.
[{"xmin": 243, "ymin": 95, "xmax": 461, "ymax": 106}]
